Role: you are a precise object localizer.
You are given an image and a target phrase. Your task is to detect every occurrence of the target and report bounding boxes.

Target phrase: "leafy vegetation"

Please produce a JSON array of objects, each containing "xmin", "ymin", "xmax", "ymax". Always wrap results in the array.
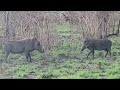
[{"xmin": 0, "ymin": 24, "xmax": 120, "ymax": 79}]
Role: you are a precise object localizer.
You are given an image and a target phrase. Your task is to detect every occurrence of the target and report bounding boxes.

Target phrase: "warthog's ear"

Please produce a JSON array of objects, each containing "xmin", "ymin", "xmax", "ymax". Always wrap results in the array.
[
  {"xmin": 37, "ymin": 42, "xmax": 40, "ymax": 46},
  {"xmin": 84, "ymin": 37, "xmax": 90, "ymax": 43},
  {"xmin": 85, "ymin": 38, "xmax": 89, "ymax": 40}
]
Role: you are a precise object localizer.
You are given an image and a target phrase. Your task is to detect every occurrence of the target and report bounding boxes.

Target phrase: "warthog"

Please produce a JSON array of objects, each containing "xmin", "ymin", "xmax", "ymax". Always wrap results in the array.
[
  {"xmin": 81, "ymin": 39, "xmax": 112, "ymax": 59},
  {"xmin": 4, "ymin": 37, "xmax": 44, "ymax": 63}
]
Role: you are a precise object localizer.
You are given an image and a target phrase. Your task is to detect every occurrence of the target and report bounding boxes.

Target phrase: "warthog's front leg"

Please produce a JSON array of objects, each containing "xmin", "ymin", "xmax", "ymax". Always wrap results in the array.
[
  {"xmin": 87, "ymin": 49, "xmax": 94, "ymax": 59},
  {"xmin": 28, "ymin": 52, "xmax": 32, "ymax": 63},
  {"xmin": 25, "ymin": 52, "xmax": 32, "ymax": 63},
  {"xmin": 105, "ymin": 50, "xmax": 108, "ymax": 57},
  {"xmin": 92, "ymin": 50, "xmax": 95, "ymax": 59},
  {"xmin": 105, "ymin": 49, "xmax": 111, "ymax": 58},
  {"xmin": 87, "ymin": 50, "xmax": 92, "ymax": 59}
]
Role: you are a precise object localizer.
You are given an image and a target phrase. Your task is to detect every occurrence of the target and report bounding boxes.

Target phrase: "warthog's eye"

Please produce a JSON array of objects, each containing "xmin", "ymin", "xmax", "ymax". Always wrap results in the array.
[
  {"xmin": 37, "ymin": 42, "xmax": 40, "ymax": 46},
  {"xmin": 84, "ymin": 41, "xmax": 87, "ymax": 43},
  {"xmin": 84, "ymin": 40, "xmax": 89, "ymax": 43}
]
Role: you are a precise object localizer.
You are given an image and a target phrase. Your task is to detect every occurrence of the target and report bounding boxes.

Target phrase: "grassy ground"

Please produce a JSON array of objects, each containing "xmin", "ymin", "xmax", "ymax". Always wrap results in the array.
[{"xmin": 0, "ymin": 24, "xmax": 120, "ymax": 79}]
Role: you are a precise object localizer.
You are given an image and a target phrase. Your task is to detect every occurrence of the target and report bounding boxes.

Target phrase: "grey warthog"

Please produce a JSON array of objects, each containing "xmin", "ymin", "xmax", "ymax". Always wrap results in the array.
[
  {"xmin": 81, "ymin": 39, "xmax": 112, "ymax": 59},
  {"xmin": 4, "ymin": 37, "xmax": 44, "ymax": 63}
]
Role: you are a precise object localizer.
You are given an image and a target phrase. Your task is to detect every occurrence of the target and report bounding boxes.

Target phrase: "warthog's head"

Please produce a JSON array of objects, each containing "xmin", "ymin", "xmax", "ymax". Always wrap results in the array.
[
  {"xmin": 33, "ymin": 38, "xmax": 44, "ymax": 53},
  {"xmin": 81, "ymin": 39, "xmax": 90, "ymax": 52}
]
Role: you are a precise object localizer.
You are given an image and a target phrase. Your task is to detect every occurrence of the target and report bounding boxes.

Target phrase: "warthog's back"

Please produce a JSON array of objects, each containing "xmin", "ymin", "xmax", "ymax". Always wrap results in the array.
[
  {"xmin": 4, "ymin": 38, "xmax": 35, "ymax": 53},
  {"xmin": 87, "ymin": 39, "xmax": 112, "ymax": 50},
  {"xmin": 4, "ymin": 40, "xmax": 26, "ymax": 53}
]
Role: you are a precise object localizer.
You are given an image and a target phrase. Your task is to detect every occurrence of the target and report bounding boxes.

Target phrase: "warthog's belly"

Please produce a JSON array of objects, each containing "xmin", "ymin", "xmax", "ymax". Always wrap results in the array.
[{"xmin": 11, "ymin": 46, "xmax": 25, "ymax": 53}]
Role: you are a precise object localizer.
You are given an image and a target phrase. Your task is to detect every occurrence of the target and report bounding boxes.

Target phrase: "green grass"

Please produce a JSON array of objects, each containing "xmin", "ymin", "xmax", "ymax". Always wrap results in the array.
[{"xmin": 0, "ymin": 50, "xmax": 120, "ymax": 79}]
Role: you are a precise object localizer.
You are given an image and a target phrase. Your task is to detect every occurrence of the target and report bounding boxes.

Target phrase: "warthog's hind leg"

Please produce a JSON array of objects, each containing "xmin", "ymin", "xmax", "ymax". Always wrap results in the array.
[{"xmin": 5, "ymin": 52, "xmax": 10, "ymax": 63}]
